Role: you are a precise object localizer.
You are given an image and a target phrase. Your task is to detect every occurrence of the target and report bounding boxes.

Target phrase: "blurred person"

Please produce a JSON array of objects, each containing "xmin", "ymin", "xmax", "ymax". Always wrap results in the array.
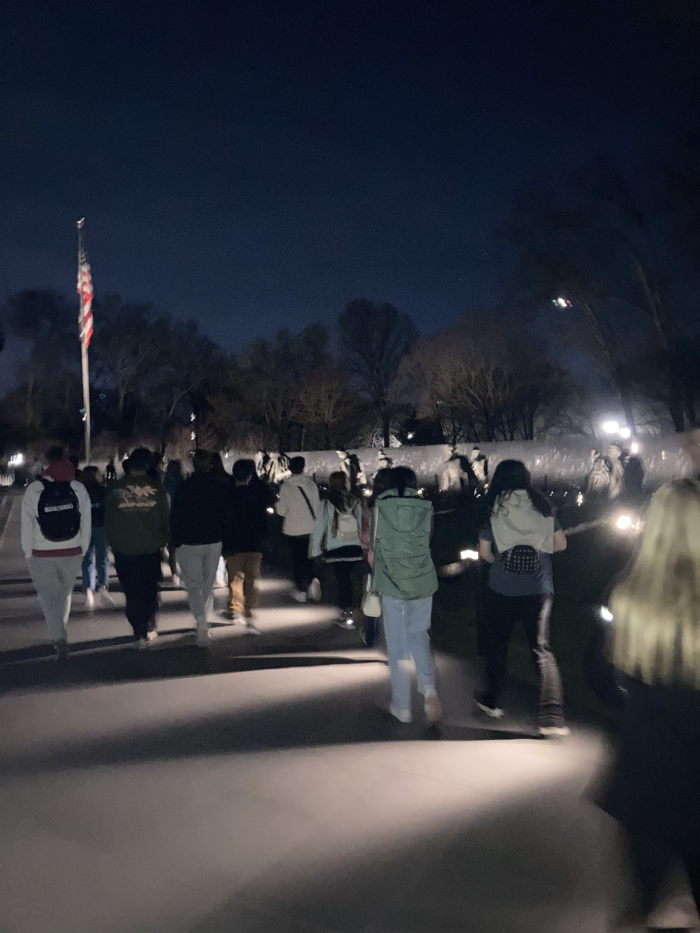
[
  {"xmin": 276, "ymin": 456, "xmax": 321, "ymax": 603},
  {"xmin": 476, "ymin": 459, "xmax": 569, "ymax": 736},
  {"xmin": 596, "ymin": 479, "xmax": 700, "ymax": 930},
  {"xmin": 80, "ymin": 466, "xmax": 114, "ymax": 610},
  {"xmin": 609, "ymin": 443, "xmax": 625, "ymax": 501},
  {"xmin": 68, "ymin": 455, "xmax": 82, "ymax": 483},
  {"xmin": 586, "ymin": 448, "xmax": 612, "ymax": 496},
  {"xmin": 105, "ymin": 447, "xmax": 170, "ymax": 648},
  {"xmin": 222, "ymin": 458, "xmax": 272, "ymax": 632},
  {"xmin": 360, "ymin": 467, "xmax": 394, "ymax": 648},
  {"xmin": 371, "ymin": 467, "xmax": 441, "ymax": 724},
  {"xmin": 21, "ymin": 446, "xmax": 92, "ymax": 659},
  {"xmin": 211, "ymin": 452, "xmax": 230, "ymax": 589},
  {"xmin": 470, "ymin": 446, "xmax": 489, "ymax": 486},
  {"xmin": 170, "ymin": 450, "xmax": 226, "ymax": 647},
  {"xmin": 621, "ymin": 448, "xmax": 645, "ymax": 505},
  {"xmin": 121, "ymin": 457, "xmax": 132, "ymax": 476},
  {"xmin": 162, "ymin": 459, "xmax": 184, "ymax": 584},
  {"xmin": 336, "ymin": 449, "xmax": 367, "ymax": 492},
  {"xmin": 104, "ymin": 458, "xmax": 117, "ymax": 484},
  {"xmin": 310, "ymin": 470, "xmax": 363, "ymax": 628}
]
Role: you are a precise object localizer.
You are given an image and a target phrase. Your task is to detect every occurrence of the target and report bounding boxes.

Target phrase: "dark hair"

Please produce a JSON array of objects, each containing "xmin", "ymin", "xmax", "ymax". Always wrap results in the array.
[
  {"xmin": 82, "ymin": 466, "xmax": 100, "ymax": 482},
  {"xmin": 129, "ymin": 447, "xmax": 153, "ymax": 472},
  {"xmin": 327, "ymin": 471, "xmax": 356, "ymax": 535},
  {"xmin": 192, "ymin": 449, "xmax": 213, "ymax": 472},
  {"xmin": 165, "ymin": 459, "xmax": 182, "ymax": 476},
  {"xmin": 211, "ymin": 452, "xmax": 226, "ymax": 474},
  {"xmin": 290, "ymin": 456, "xmax": 305, "ymax": 475},
  {"xmin": 233, "ymin": 458, "xmax": 256, "ymax": 483},
  {"xmin": 387, "ymin": 466, "xmax": 418, "ymax": 498},
  {"xmin": 370, "ymin": 467, "xmax": 394, "ymax": 506},
  {"xmin": 122, "ymin": 458, "xmax": 131, "ymax": 475},
  {"xmin": 485, "ymin": 459, "xmax": 552, "ymax": 518},
  {"xmin": 46, "ymin": 446, "xmax": 64, "ymax": 463}
]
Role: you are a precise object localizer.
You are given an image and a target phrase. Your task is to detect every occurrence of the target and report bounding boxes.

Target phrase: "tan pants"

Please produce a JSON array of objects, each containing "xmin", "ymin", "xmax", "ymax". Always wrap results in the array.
[{"xmin": 225, "ymin": 552, "xmax": 262, "ymax": 617}]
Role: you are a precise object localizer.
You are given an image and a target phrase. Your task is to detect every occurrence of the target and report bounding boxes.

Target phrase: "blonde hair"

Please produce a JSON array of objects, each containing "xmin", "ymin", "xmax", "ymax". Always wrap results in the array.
[{"xmin": 611, "ymin": 479, "xmax": 700, "ymax": 687}]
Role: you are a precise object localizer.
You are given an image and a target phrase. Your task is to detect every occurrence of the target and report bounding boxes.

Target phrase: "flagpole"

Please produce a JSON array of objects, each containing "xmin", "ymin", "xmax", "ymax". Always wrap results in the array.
[{"xmin": 77, "ymin": 218, "xmax": 91, "ymax": 464}]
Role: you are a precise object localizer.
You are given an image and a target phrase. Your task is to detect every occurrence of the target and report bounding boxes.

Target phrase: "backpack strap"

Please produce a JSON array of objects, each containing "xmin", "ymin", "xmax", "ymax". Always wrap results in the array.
[{"xmin": 297, "ymin": 486, "xmax": 316, "ymax": 520}]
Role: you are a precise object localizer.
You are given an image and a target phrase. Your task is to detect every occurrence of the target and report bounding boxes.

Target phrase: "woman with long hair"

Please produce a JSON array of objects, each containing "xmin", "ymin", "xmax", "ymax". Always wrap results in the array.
[
  {"xmin": 359, "ymin": 467, "xmax": 394, "ymax": 647},
  {"xmin": 597, "ymin": 479, "xmax": 700, "ymax": 928},
  {"xmin": 310, "ymin": 470, "xmax": 363, "ymax": 628},
  {"xmin": 372, "ymin": 467, "xmax": 442, "ymax": 724},
  {"xmin": 476, "ymin": 459, "xmax": 568, "ymax": 735}
]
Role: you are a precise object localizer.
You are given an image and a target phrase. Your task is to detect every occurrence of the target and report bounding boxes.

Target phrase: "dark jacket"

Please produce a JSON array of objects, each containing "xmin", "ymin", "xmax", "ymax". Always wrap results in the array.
[
  {"xmin": 223, "ymin": 480, "xmax": 274, "ymax": 555},
  {"xmin": 85, "ymin": 483, "xmax": 106, "ymax": 528},
  {"xmin": 171, "ymin": 471, "xmax": 227, "ymax": 548},
  {"xmin": 105, "ymin": 474, "xmax": 170, "ymax": 556}
]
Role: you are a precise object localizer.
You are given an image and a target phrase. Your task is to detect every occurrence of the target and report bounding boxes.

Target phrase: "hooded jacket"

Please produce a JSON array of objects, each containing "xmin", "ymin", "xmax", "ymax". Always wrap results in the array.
[
  {"xmin": 276, "ymin": 473, "xmax": 321, "ymax": 536},
  {"xmin": 21, "ymin": 461, "xmax": 92, "ymax": 559},
  {"xmin": 371, "ymin": 489, "xmax": 438, "ymax": 600}
]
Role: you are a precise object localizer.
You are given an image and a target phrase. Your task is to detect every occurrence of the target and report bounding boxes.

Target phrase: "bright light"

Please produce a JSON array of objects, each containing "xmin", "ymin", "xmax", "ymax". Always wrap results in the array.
[
  {"xmin": 460, "ymin": 549, "xmax": 479, "ymax": 561},
  {"xmin": 630, "ymin": 442, "xmax": 639, "ymax": 455},
  {"xmin": 553, "ymin": 297, "xmax": 570, "ymax": 308},
  {"xmin": 9, "ymin": 454, "xmax": 24, "ymax": 467},
  {"xmin": 602, "ymin": 421, "xmax": 620, "ymax": 435},
  {"xmin": 599, "ymin": 606, "xmax": 613, "ymax": 623},
  {"xmin": 616, "ymin": 514, "xmax": 632, "ymax": 530},
  {"xmin": 417, "ymin": 487, "xmax": 425, "ymax": 496},
  {"xmin": 362, "ymin": 487, "xmax": 372, "ymax": 497},
  {"xmin": 266, "ymin": 507, "xmax": 274, "ymax": 514},
  {"xmin": 576, "ymin": 492, "xmax": 584, "ymax": 506},
  {"xmin": 619, "ymin": 427, "xmax": 631, "ymax": 439},
  {"xmin": 407, "ymin": 432, "xmax": 415, "ymax": 440}
]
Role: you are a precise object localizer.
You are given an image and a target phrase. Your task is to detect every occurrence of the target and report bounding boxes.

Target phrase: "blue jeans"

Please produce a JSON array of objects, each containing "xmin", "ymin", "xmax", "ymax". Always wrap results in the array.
[
  {"xmin": 82, "ymin": 526, "xmax": 110, "ymax": 591},
  {"xmin": 382, "ymin": 595, "xmax": 436, "ymax": 711}
]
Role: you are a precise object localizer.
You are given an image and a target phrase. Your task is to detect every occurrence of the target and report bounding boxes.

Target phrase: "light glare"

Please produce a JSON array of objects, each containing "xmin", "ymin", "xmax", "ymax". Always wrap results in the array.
[
  {"xmin": 619, "ymin": 427, "xmax": 631, "ymax": 439},
  {"xmin": 616, "ymin": 514, "xmax": 632, "ymax": 530},
  {"xmin": 600, "ymin": 606, "xmax": 613, "ymax": 623},
  {"xmin": 602, "ymin": 421, "xmax": 619, "ymax": 435},
  {"xmin": 460, "ymin": 548, "xmax": 479, "ymax": 561}
]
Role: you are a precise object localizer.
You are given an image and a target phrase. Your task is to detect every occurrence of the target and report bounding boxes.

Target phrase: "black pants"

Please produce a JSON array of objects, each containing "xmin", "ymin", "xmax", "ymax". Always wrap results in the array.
[
  {"xmin": 483, "ymin": 589, "xmax": 564, "ymax": 727},
  {"xmin": 113, "ymin": 551, "xmax": 161, "ymax": 640},
  {"xmin": 287, "ymin": 534, "xmax": 312, "ymax": 592},
  {"xmin": 333, "ymin": 561, "xmax": 355, "ymax": 611},
  {"xmin": 626, "ymin": 828, "xmax": 700, "ymax": 917}
]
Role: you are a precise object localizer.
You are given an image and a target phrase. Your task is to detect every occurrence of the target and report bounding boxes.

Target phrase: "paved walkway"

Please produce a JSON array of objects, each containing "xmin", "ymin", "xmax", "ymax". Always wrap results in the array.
[{"xmin": 0, "ymin": 491, "xmax": 695, "ymax": 932}]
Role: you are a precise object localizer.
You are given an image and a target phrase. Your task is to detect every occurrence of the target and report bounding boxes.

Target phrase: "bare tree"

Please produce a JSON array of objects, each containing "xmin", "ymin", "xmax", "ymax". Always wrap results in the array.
[
  {"xmin": 293, "ymin": 365, "xmax": 360, "ymax": 448},
  {"xmin": 339, "ymin": 300, "xmax": 417, "ymax": 446}
]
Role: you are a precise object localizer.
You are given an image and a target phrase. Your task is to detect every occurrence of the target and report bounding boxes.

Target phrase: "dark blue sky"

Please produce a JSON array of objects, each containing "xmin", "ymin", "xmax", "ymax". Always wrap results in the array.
[{"xmin": 1, "ymin": 0, "xmax": 698, "ymax": 353}]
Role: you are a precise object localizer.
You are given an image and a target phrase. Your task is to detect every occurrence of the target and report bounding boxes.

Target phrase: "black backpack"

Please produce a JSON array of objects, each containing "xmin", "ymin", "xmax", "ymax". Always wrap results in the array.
[
  {"xmin": 37, "ymin": 479, "xmax": 81, "ymax": 542},
  {"xmin": 500, "ymin": 544, "xmax": 541, "ymax": 575}
]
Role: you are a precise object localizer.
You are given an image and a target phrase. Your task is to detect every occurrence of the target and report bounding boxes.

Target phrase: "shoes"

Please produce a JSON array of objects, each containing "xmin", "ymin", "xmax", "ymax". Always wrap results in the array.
[
  {"xmin": 474, "ymin": 693, "xmax": 505, "ymax": 719},
  {"xmin": 221, "ymin": 610, "xmax": 241, "ymax": 622},
  {"xmin": 97, "ymin": 586, "xmax": 114, "ymax": 608},
  {"xmin": 292, "ymin": 590, "xmax": 308, "ymax": 603},
  {"xmin": 146, "ymin": 630, "xmax": 159, "ymax": 643},
  {"xmin": 54, "ymin": 640, "xmax": 69, "ymax": 661},
  {"xmin": 539, "ymin": 725, "xmax": 571, "ymax": 737},
  {"xmin": 84, "ymin": 588, "xmax": 95, "ymax": 612},
  {"xmin": 136, "ymin": 638, "xmax": 149, "ymax": 650},
  {"xmin": 389, "ymin": 704, "xmax": 413, "ymax": 723},
  {"xmin": 308, "ymin": 578, "xmax": 322, "ymax": 601},
  {"xmin": 335, "ymin": 611, "xmax": 356, "ymax": 630},
  {"xmin": 423, "ymin": 687, "xmax": 443, "ymax": 724},
  {"xmin": 244, "ymin": 620, "xmax": 261, "ymax": 635},
  {"xmin": 196, "ymin": 628, "xmax": 212, "ymax": 648}
]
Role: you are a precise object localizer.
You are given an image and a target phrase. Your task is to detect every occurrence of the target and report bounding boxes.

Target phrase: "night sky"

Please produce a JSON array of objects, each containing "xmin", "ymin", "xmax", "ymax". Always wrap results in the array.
[{"xmin": 1, "ymin": 0, "xmax": 698, "ymax": 356}]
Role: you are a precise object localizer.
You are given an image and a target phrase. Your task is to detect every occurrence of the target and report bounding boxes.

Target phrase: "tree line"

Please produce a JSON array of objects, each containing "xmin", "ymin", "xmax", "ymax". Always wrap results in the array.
[{"xmin": 1, "ymin": 136, "xmax": 699, "ymax": 458}]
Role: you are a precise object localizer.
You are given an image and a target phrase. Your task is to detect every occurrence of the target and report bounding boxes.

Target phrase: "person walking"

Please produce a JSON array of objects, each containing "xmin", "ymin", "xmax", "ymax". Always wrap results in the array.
[
  {"xmin": 360, "ymin": 467, "xmax": 394, "ymax": 648},
  {"xmin": 80, "ymin": 466, "xmax": 114, "ymax": 611},
  {"xmin": 371, "ymin": 467, "xmax": 442, "ymax": 724},
  {"xmin": 276, "ymin": 456, "xmax": 321, "ymax": 603},
  {"xmin": 310, "ymin": 471, "xmax": 363, "ymax": 629},
  {"xmin": 475, "ymin": 459, "xmax": 569, "ymax": 736},
  {"xmin": 170, "ymin": 450, "xmax": 226, "ymax": 646},
  {"xmin": 596, "ymin": 479, "xmax": 700, "ymax": 930},
  {"xmin": 105, "ymin": 447, "xmax": 170, "ymax": 648},
  {"xmin": 21, "ymin": 446, "xmax": 92, "ymax": 659},
  {"xmin": 222, "ymin": 458, "xmax": 273, "ymax": 632}
]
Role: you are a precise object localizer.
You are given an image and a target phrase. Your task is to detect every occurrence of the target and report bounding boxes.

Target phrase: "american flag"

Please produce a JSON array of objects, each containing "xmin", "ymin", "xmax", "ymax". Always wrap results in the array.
[{"xmin": 77, "ymin": 254, "xmax": 93, "ymax": 348}]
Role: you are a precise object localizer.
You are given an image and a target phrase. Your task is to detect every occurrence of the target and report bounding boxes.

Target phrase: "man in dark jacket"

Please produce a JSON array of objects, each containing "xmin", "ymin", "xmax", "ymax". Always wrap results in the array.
[
  {"xmin": 222, "ymin": 459, "xmax": 273, "ymax": 632},
  {"xmin": 171, "ymin": 450, "xmax": 227, "ymax": 646}
]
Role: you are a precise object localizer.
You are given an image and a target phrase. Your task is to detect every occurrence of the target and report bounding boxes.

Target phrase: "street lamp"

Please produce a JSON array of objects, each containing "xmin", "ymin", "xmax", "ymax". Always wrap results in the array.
[{"xmin": 602, "ymin": 420, "xmax": 620, "ymax": 435}]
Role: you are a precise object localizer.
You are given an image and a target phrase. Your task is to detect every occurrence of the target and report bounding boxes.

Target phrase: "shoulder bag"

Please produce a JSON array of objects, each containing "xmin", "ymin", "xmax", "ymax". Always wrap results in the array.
[{"xmin": 361, "ymin": 509, "xmax": 382, "ymax": 617}]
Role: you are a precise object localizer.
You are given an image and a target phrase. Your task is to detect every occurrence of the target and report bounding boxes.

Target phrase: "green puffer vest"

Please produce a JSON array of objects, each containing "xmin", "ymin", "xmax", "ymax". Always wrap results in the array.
[{"xmin": 372, "ymin": 489, "xmax": 438, "ymax": 601}]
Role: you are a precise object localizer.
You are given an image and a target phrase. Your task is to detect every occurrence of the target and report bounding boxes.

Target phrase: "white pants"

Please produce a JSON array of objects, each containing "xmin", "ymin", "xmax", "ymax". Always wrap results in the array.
[
  {"xmin": 28, "ymin": 554, "xmax": 83, "ymax": 644},
  {"xmin": 382, "ymin": 595, "xmax": 436, "ymax": 711},
  {"xmin": 176, "ymin": 542, "xmax": 222, "ymax": 630}
]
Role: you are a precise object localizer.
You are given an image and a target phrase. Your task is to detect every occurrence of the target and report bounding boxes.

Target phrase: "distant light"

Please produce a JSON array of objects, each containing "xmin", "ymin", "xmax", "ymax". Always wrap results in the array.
[
  {"xmin": 417, "ymin": 487, "xmax": 425, "ymax": 496},
  {"xmin": 576, "ymin": 491, "xmax": 584, "ymax": 506},
  {"xmin": 599, "ymin": 606, "xmax": 613, "ymax": 623},
  {"xmin": 407, "ymin": 432, "xmax": 415, "ymax": 440},
  {"xmin": 553, "ymin": 297, "xmax": 570, "ymax": 308},
  {"xmin": 266, "ymin": 507, "xmax": 274, "ymax": 514},
  {"xmin": 619, "ymin": 427, "xmax": 631, "ymax": 439},
  {"xmin": 363, "ymin": 487, "xmax": 372, "ymax": 497},
  {"xmin": 460, "ymin": 548, "xmax": 479, "ymax": 561},
  {"xmin": 602, "ymin": 420, "xmax": 620, "ymax": 435},
  {"xmin": 9, "ymin": 453, "xmax": 24, "ymax": 467},
  {"xmin": 616, "ymin": 514, "xmax": 632, "ymax": 530},
  {"xmin": 630, "ymin": 442, "xmax": 639, "ymax": 455}
]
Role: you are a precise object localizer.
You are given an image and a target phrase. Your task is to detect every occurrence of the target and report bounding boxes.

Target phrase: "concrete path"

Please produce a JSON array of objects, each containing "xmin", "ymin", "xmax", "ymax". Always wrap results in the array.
[{"xmin": 0, "ymin": 491, "xmax": 694, "ymax": 933}]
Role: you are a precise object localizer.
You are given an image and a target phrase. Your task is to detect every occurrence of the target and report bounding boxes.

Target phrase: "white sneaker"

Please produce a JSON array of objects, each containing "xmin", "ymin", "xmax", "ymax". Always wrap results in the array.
[
  {"xmin": 97, "ymin": 586, "xmax": 114, "ymax": 608},
  {"xmin": 539, "ymin": 725, "xmax": 571, "ymax": 737},
  {"xmin": 146, "ymin": 630, "xmax": 159, "ymax": 643},
  {"xmin": 423, "ymin": 687, "xmax": 443, "ymax": 724},
  {"xmin": 308, "ymin": 578, "xmax": 322, "ymax": 601},
  {"xmin": 84, "ymin": 589, "xmax": 95, "ymax": 612},
  {"xmin": 244, "ymin": 620, "xmax": 261, "ymax": 635},
  {"xmin": 292, "ymin": 590, "xmax": 308, "ymax": 603},
  {"xmin": 196, "ymin": 629, "xmax": 212, "ymax": 648},
  {"xmin": 389, "ymin": 704, "xmax": 413, "ymax": 723},
  {"xmin": 171, "ymin": 574, "xmax": 181, "ymax": 588},
  {"xmin": 474, "ymin": 696, "xmax": 505, "ymax": 719}
]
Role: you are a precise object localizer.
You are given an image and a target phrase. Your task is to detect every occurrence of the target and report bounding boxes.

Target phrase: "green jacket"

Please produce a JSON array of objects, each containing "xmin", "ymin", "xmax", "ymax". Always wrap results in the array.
[
  {"xmin": 105, "ymin": 474, "xmax": 170, "ymax": 556},
  {"xmin": 372, "ymin": 489, "xmax": 438, "ymax": 600}
]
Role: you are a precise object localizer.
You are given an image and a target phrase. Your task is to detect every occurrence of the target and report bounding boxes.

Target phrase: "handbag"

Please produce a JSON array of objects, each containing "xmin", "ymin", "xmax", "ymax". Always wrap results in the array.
[{"xmin": 361, "ymin": 509, "xmax": 382, "ymax": 617}]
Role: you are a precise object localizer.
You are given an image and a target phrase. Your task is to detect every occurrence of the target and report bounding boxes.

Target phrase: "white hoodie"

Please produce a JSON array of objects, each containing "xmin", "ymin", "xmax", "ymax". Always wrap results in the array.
[
  {"xmin": 21, "ymin": 478, "xmax": 92, "ymax": 559},
  {"xmin": 276, "ymin": 473, "xmax": 321, "ymax": 536}
]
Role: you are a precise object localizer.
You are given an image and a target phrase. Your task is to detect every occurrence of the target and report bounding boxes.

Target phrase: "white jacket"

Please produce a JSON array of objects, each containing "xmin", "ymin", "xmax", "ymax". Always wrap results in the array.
[
  {"xmin": 21, "ymin": 479, "xmax": 92, "ymax": 559},
  {"xmin": 276, "ymin": 474, "xmax": 321, "ymax": 536}
]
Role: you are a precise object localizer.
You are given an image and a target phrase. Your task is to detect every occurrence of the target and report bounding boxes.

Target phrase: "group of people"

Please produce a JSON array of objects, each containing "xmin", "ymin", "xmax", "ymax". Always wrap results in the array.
[
  {"xmin": 586, "ymin": 443, "xmax": 645, "ymax": 503},
  {"xmin": 440, "ymin": 446, "xmax": 489, "ymax": 493}
]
